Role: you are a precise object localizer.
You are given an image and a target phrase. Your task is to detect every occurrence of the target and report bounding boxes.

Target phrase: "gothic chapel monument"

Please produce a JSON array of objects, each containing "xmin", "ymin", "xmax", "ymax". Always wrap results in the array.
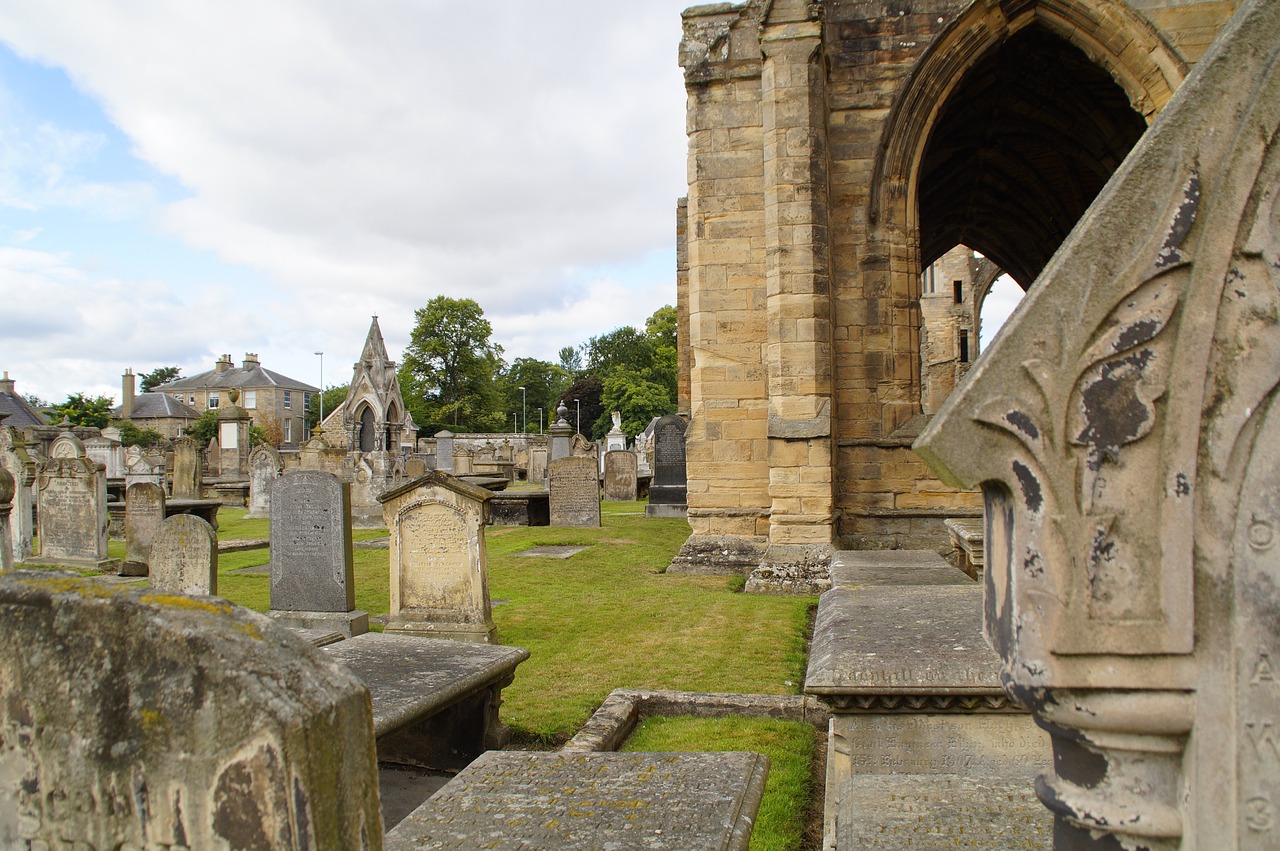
[{"xmin": 674, "ymin": 0, "xmax": 1238, "ymax": 587}]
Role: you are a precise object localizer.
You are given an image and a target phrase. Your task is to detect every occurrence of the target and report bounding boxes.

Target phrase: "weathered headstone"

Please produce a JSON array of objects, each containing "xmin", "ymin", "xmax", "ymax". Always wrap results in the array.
[
  {"xmin": 405, "ymin": 456, "xmax": 428, "ymax": 479},
  {"xmin": 0, "ymin": 466, "xmax": 13, "ymax": 571},
  {"xmin": 123, "ymin": 481, "xmax": 166, "ymax": 577},
  {"xmin": 246, "ymin": 443, "xmax": 283, "ymax": 519},
  {"xmin": 602, "ymin": 450, "xmax": 638, "ymax": 502},
  {"xmin": 528, "ymin": 443, "xmax": 548, "ymax": 486},
  {"xmin": 380, "ymin": 472, "xmax": 495, "ymax": 642},
  {"xmin": 267, "ymin": 470, "xmax": 367, "ymax": 637},
  {"xmin": 549, "ymin": 456, "xmax": 601, "ymax": 527},
  {"xmin": 35, "ymin": 431, "xmax": 118, "ymax": 571},
  {"xmin": 0, "ymin": 570, "xmax": 382, "ymax": 845},
  {"xmin": 452, "ymin": 447, "xmax": 474, "ymax": 476},
  {"xmin": 171, "ymin": 435, "xmax": 202, "ymax": 499},
  {"xmin": 914, "ymin": 4, "xmax": 1280, "ymax": 844},
  {"xmin": 0, "ymin": 425, "xmax": 36, "ymax": 563},
  {"xmin": 123, "ymin": 444, "xmax": 165, "ymax": 490},
  {"xmin": 435, "ymin": 430, "xmax": 454, "ymax": 473},
  {"xmin": 646, "ymin": 414, "xmax": 687, "ymax": 518},
  {"xmin": 149, "ymin": 514, "xmax": 217, "ymax": 595}
]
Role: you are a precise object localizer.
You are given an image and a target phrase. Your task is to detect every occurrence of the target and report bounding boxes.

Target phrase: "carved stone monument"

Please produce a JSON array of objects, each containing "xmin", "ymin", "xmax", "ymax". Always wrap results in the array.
[
  {"xmin": 171, "ymin": 435, "xmax": 202, "ymax": 500},
  {"xmin": 123, "ymin": 481, "xmax": 166, "ymax": 577},
  {"xmin": 379, "ymin": 472, "xmax": 495, "ymax": 642},
  {"xmin": 149, "ymin": 514, "xmax": 217, "ymax": 596},
  {"xmin": 267, "ymin": 470, "xmax": 367, "ymax": 637},
  {"xmin": 435, "ymin": 430, "xmax": 454, "ymax": 473},
  {"xmin": 0, "ymin": 424, "xmax": 36, "ymax": 563},
  {"xmin": 246, "ymin": 443, "xmax": 283, "ymax": 519},
  {"xmin": 0, "ymin": 571, "xmax": 381, "ymax": 845},
  {"xmin": 916, "ymin": 4, "xmax": 1280, "ymax": 845},
  {"xmin": 602, "ymin": 449, "xmax": 638, "ymax": 502},
  {"xmin": 549, "ymin": 402, "xmax": 574, "ymax": 462},
  {"xmin": 646, "ymin": 414, "xmax": 687, "ymax": 518},
  {"xmin": 549, "ymin": 456, "xmax": 600, "ymax": 528},
  {"xmin": 0, "ymin": 466, "xmax": 13, "ymax": 571},
  {"xmin": 35, "ymin": 431, "xmax": 117, "ymax": 572}
]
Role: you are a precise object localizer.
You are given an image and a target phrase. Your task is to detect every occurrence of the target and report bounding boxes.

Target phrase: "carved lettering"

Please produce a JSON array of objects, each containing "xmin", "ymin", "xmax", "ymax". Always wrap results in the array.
[
  {"xmin": 1246, "ymin": 796, "xmax": 1275, "ymax": 832},
  {"xmin": 1252, "ymin": 653, "xmax": 1277, "ymax": 685},
  {"xmin": 1246, "ymin": 721, "xmax": 1280, "ymax": 759}
]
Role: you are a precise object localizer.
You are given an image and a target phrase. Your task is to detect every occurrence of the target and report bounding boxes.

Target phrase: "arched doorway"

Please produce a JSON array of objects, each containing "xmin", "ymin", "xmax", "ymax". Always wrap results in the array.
[{"xmin": 357, "ymin": 405, "xmax": 376, "ymax": 453}]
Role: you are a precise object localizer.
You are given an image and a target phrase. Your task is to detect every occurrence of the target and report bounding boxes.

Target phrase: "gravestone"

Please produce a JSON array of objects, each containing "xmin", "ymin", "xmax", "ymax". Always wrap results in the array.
[
  {"xmin": 913, "ymin": 4, "xmax": 1280, "ymax": 844},
  {"xmin": 549, "ymin": 456, "xmax": 600, "ymax": 527},
  {"xmin": 171, "ymin": 435, "xmax": 202, "ymax": 499},
  {"xmin": 528, "ymin": 443, "xmax": 548, "ymax": 486},
  {"xmin": 0, "ymin": 570, "xmax": 381, "ymax": 845},
  {"xmin": 149, "ymin": 514, "xmax": 217, "ymax": 595},
  {"xmin": 549, "ymin": 403, "xmax": 574, "ymax": 461},
  {"xmin": 0, "ymin": 466, "xmax": 13, "ymax": 570},
  {"xmin": 405, "ymin": 456, "xmax": 428, "ymax": 479},
  {"xmin": 35, "ymin": 431, "xmax": 117, "ymax": 571},
  {"xmin": 646, "ymin": 414, "xmax": 687, "ymax": 518},
  {"xmin": 435, "ymin": 430, "xmax": 454, "ymax": 473},
  {"xmin": 246, "ymin": 444, "xmax": 283, "ymax": 519},
  {"xmin": 123, "ymin": 482, "xmax": 166, "ymax": 577},
  {"xmin": 380, "ymin": 471, "xmax": 495, "ymax": 642},
  {"xmin": 267, "ymin": 470, "xmax": 368, "ymax": 637},
  {"xmin": 0, "ymin": 425, "xmax": 36, "ymax": 563},
  {"xmin": 123, "ymin": 444, "xmax": 165, "ymax": 490},
  {"xmin": 452, "ymin": 447, "xmax": 474, "ymax": 476},
  {"xmin": 602, "ymin": 450, "xmax": 638, "ymax": 502}
]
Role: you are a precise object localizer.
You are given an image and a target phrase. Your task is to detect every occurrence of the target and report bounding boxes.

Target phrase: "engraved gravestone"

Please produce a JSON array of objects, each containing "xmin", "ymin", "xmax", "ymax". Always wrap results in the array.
[
  {"xmin": 380, "ymin": 472, "xmax": 495, "ymax": 642},
  {"xmin": 149, "ymin": 514, "xmax": 217, "ymax": 595},
  {"xmin": 528, "ymin": 443, "xmax": 548, "ymax": 486},
  {"xmin": 0, "ymin": 467, "xmax": 13, "ymax": 571},
  {"xmin": 646, "ymin": 414, "xmax": 686, "ymax": 518},
  {"xmin": 0, "ymin": 571, "xmax": 381, "ymax": 846},
  {"xmin": 602, "ymin": 450, "xmax": 638, "ymax": 502},
  {"xmin": 123, "ymin": 482, "xmax": 165, "ymax": 577},
  {"xmin": 435, "ymin": 430, "xmax": 454, "ymax": 473},
  {"xmin": 35, "ymin": 431, "xmax": 117, "ymax": 571},
  {"xmin": 171, "ymin": 435, "xmax": 202, "ymax": 499},
  {"xmin": 549, "ymin": 456, "xmax": 600, "ymax": 527},
  {"xmin": 0, "ymin": 425, "xmax": 36, "ymax": 563},
  {"xmin": 246, "ymin": 443, "xmax": 283, "ymax": 519},
  {"xmin": 267, "ymin": 470, "xmax": 367, "ymax": 637}
]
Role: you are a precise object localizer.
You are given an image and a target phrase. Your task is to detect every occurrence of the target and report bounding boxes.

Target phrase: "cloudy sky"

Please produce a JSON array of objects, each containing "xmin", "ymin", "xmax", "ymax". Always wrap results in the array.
[{"xmin": 0, "ymin": 1, "xmax": 699, "ymax": 405}]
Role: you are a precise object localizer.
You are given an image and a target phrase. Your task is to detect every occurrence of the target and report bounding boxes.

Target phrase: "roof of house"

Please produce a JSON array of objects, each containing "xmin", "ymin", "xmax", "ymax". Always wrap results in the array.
[
  {"xmin": 115, "ymin": 392, "xmax": 202, "ymax": 420},
  {"xmin": 159, "ymin": 365, "xmax": 318, "ymax": 394},
  {"xmin": 0, "ymin": 373, "xmax": 48, "ymax": 429}
]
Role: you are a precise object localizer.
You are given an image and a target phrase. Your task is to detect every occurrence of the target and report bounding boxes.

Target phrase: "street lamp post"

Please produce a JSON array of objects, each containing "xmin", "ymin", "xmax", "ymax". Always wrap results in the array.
[
  {"xmin": 512, "ymin": 413, "xmax": 518, "ymax": 433},
  {"xmin": 519, "ymin": 386, "xmax": 526, "ymax": 433},
  {"xmin": 573, "ymin": 398, "xmax": 581, "ymax": 434},
  {"xmin": 538, "ymin": 407, "xmax": 543, "ymax": 434},
  {"xmin": 314, "ymin": 351, "xmax": 324, "ymax": 428}
]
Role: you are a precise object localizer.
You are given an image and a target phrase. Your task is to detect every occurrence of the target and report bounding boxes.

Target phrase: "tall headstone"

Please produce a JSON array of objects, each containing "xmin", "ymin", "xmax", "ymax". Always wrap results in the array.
[
  {"xmin": 0, "ymin": 425, "xmax": 36, "ymax": 563},
  {"xmin": 549, "ymin": 456, "xmax": 601, "ymax": 528},
  {"xmin": 246, "ymin": 444, "xmax": 283, "ymax": 519},
  {"xmin": 149, "ymin": 514, "xmax": 217, "ymax": 596},
  {"xmin": 35, "ymin": 431, "xmax": 118, "ymax": 571},
  {"xmin": 171, "ymin": 435, "xmax": 202, "ymax": 499},
  {"xmin": 528, "ymin": 443, "xmax": 549, "ymax": 487},
  {"xmin": 435, "ymin": 430, "xmax": 455, "ymax": 473},
  {"xmin": 123, "ymin": 482, "xmax": 166, "ymax": 577},
  {"xmin": 0, "ymin": 571, "xmax": 381, "ymax": 846},
  {"xmin": 646, "ymin": 414, "xmax": 687, "ymax": 518},
  {"xmin": 0, "ymin": 466, "xmax": 13, "ymax": 571},
  {"xmin": 916, "ymin": 5, "xmax": 1280, "ymax": 845},
  {"xmin": 379, "ymin": 471, "xmax": 495, "ymax": 642},
  {"xmin": 267, "ymin": 470, "xmax": 367, "ymax": 637},
  {"xmin": 602, "ymin": 450, "xmax": 638, "ymax": 502}
]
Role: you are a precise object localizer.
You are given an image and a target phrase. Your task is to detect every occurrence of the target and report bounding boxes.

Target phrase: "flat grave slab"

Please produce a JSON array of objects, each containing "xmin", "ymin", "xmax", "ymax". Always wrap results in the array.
[
  {"xmin": 291, "ymin": 627, "xmax": 346, "ymax": 647},
  {"xmin": 805, "ymin": 585, "xmax": 1001, "ymax": 698},
  {"xmin": 830, "ymin": 549, "xmax": 973, "ymax": 588},
  {"xmin": 836, "ymin": 773, "xmax": 1051, "ymax": 849},
  {"xmin": 512, "ymin": 545, "xmax": 588, "ymax": 559},
  {"xmin": 386, "ymin": 750, "xmax": 769, "ymax": 850}
]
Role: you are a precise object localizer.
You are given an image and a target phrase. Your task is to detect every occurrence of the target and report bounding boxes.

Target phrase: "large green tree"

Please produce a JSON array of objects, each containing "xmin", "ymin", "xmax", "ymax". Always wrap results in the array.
[
  {"xmin": 307, "ymin": 384, "xmax": 350, "ymax": 431},
  {"xmin": 51, "ymin": 393, "xmax": 114, "ymax": 429},
  {"xmin": 400, "ymin": 296, "xmax": 506, "ymax": 434},
  {"xmin": 499, "ymin": 357, "xmax": 570, "ymax": 433},
  {"xmin": 574, "ymin": 305, "xmax": 679, "ymax": 438},
  {"xmin": 140, "ymin": 365, "xmax": 182, "ymax": 393}
]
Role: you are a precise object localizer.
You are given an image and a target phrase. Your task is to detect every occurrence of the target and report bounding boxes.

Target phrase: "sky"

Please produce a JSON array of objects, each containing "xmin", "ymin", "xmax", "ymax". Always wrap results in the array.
[{"xmin": 0, "ymin": 1, "xmax": 697, "ymax": 406}]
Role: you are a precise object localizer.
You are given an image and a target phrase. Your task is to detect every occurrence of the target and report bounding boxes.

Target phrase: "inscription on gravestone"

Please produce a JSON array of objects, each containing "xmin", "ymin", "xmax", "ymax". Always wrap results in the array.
[
  {"xmin": 149, "ymin": 514, "xmax": 217, "ymax": 596},
  {"xmin": 549, "ymin": 456, "xmax": 600, "ymax": 527},
  {"xmin": 124, "ymin": 482, "xmax": 165, "ymax": 576},
  {"xmin": 270, "ymin": 471, "xmax": 354, "ymax": 613},
  {"xmin": 400, "ymin": 502, "xmax": 470, "ymax": 610}
]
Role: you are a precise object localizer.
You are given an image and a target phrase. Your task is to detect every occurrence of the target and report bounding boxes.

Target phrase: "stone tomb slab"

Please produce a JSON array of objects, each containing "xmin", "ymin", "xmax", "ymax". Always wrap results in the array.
[
  {"xmin": 836, "ymin": 773, "xmax": 1051, "ymax": 849},
  {"xmin": 512, "ymin": 545, "xmax": 588, "ymax": 559},
  {"xmin": 386, "ymin": 750, "xmax": 769, "ymax": 850},
  {"xmin": 805, "ymin": 585, "xmax": 1001, "ymax": 698},
  {"xmin": 829, "ymin": 549, "xmax": 973, "ymax": 588}
]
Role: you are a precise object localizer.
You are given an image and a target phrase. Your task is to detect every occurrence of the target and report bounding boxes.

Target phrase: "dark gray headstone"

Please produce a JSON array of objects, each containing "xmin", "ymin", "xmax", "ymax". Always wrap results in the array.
[
  {"xmin": 150, "ymin": 514, "xmax": 217, "ymax": 596},
  {"xmin": 549, "ymin": 456, "xmax": 600, "ymax": 527},
  {"xmin": 124, "ymin": 481, "xmax": 166, "ymax": 576},
  {"xmin": 647, "ymin": 414, "xmax": 686, "ymax": 517}
]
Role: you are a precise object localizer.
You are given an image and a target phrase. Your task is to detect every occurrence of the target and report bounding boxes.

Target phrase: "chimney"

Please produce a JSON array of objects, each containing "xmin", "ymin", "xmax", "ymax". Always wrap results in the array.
[
  {"xmin": 242, "ymin": 352, "xmax": 260, "ymax": 370},
  {"xmin": 0, "ymin": 371, "xmax": 13, "ymax": 395},
  {"xmin": 215, "ymin": 354, "xmax": 233, "ymax": 374},
  {"xmin": 122, "ymin": 369, "xmax": 135, "ymax": 420}
]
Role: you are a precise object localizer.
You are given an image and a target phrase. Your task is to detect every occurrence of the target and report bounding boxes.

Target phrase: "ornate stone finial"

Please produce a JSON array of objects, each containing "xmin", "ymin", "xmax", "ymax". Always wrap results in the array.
[
  {"xmin": 556, "ymin": 401, "xmax": 570, "ymax": 423},
  {"xmin": 227, "ymin": 388, "xmax": 240, "ymax": 406}
]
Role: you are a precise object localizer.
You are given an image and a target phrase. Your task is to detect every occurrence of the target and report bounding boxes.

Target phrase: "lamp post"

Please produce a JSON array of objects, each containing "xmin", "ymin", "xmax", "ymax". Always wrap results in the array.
[
  {"xmin": 573, "ymin": 398, "xmax": 581, "ymax": 434},
  {"xmin": 314, "ymin": 351, "xmax": 324, "ymax": 428},
  {"xmin": 519, "ymin": 386, "xmax": 526, "ymax": 433},
  {"xmin": 538, "ymin": 407, "xmax": 543, "ymax": 434},
  {"xmin": 512, "ymin": 413, "xmax": 518, "ymax": 433}
]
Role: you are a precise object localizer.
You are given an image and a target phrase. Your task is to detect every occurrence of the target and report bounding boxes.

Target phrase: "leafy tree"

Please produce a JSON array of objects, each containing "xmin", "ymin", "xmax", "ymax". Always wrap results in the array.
[
  {"xmin": 600, "ymin": 370, "xmax": 673, "ymax": 438},
  {"xmin": 116, "ymin": 421, "xmax": 164, "ymax": 447},
  {"xmin": 254, "ymin": 414, "xmax": 284, "ymax": 447},
  {"xmin": 51, "ymin": 393, "xmax": 114, "ymax": 429},
  {"xmin": 400, "ymin": 296, "xmax": 506, "ymax": 433},
  {"xmin": 186, "ymin": 410, "xmax": 220, "ymax": 445},
  {"xmin": 645, "ymin": 304, "xmax": 678, "ymax": 350},
  {"xmin": 23, "ymin": 392, "xmax": 49, "ymax": 410},
  {"xmin": 569, "ymin": 306, "xmax": 679, "ymax": 438},
  {"xmin": 558, "ymin": 345, "xmax": 583, "ymax": 375},
  {"xmin": 559, "ymin": 375, "xmax": 604, "ymax": 438},
  {"xmin": 307, "ymin": 384, "xmax": 350, "ymax": 430},
  {"xmin": 499, "ymin": 358, "xmax": 570, "ymax": 433},
  {"xmin": 140, "ymin": 366, "xmax": 182, "ymax": 393},
  {"xmin": 249, "ymin": 423, "xmax": 271, "ymax": 447}
]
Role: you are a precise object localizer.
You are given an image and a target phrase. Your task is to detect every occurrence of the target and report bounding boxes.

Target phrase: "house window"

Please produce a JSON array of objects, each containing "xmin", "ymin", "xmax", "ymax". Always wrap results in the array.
[
  {"xmin": 304, "ymin": 392, "xmax": 311, "ymax": 412},
  {"xmin": 189, "ymin": 394, "xmax": 195, "ymax": 404},
  {"xmin": 953, "ymin": 280, "xmax": 963, "ymax": 304},
  {"xmin": 284, "ymin": 390, "xmax": 292, "ymax": 409},
  {"xmin": 284, "ymin": 418, "xmax": 292, "ymax": 443},
  {"xmin": 208, "ymin": 393, "xmax": 219, "ymax": 409},
  {"xmin": 172, "ymin": 393, "xmax": 182, "ymax": 402},
  {"xmin": 244, "ymin": 390, "xmax": 257, "ymax": 409}
]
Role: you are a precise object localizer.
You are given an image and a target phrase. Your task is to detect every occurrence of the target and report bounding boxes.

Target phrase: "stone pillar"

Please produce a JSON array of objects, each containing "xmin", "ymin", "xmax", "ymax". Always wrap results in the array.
[
  {"xmin": 549, "ymin": 402, "xmax": 574, "ymax": 462},
  {"xmin": 0, "ymin": 466, "xmax": 13, "ymax": 571},
  {"xmin": 753, "ymin": 1, "xmax": 835, "ymax": 590},
  {"xmin": 216, "ymin": 390, "xmax": 252, "ymax": 480},
  {"xmin": 676, "ymin": 197, "xmax": 691, "ymax": 416}
]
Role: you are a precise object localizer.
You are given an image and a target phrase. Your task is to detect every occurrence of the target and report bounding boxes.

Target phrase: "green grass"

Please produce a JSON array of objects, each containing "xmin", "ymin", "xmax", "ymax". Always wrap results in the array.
[{"xmin": 624, "ymin": 715, "xmax": 816, "ymax": 851}]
